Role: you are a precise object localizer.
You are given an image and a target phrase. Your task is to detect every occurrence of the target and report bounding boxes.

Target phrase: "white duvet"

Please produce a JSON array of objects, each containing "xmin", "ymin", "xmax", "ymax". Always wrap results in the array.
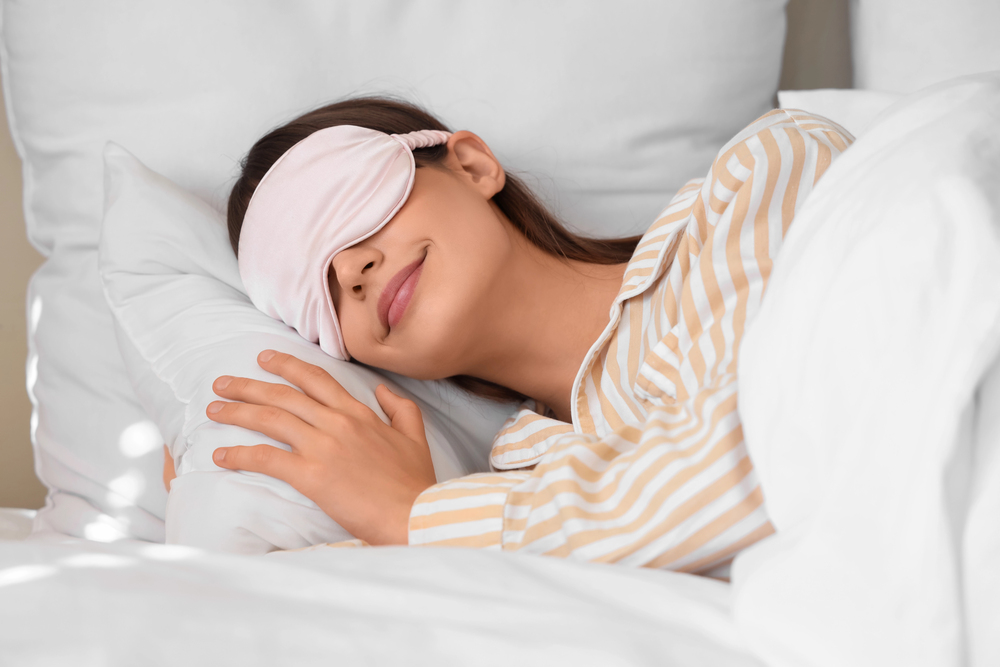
[
  {"xmin": 3, "ymin": 74, "xmax": 1000, "ymax": 666},
  {"xmin": 0, "ymin": 536, "xmax": 757, "ymax": 666},
  {"xmin": 734, "ymin": 73, "xmax": 1000, "ymax": 667}
]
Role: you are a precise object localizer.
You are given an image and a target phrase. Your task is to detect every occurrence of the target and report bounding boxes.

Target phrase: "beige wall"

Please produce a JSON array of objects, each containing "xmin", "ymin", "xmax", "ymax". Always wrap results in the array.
[
  {"xmin": 0, "ymin": 0, "xmax": 851, "ymax": 511},
  {"xmin": 0, "ymin": 70, "xmax": 46, "ymax": 509},
  {"xmin": 781, "ymin": 0, "xmax": 853, "ymax": 90}
]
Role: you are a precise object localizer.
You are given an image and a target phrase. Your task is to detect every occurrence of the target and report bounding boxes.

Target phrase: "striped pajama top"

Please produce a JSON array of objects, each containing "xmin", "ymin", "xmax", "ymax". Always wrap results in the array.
[{"xmin": 406, "ymin": 109, "xmax": 854, "ymax": 572}]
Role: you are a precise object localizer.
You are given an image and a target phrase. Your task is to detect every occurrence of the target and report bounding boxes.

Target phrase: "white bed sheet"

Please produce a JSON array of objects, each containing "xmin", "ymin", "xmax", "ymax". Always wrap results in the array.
[
  {"xmin": 0, "ymin": 508, "xmax": 34, "ymax": 541},
  {"xmin": 0, "ymin": 535, "xmax": 758, "ymax": 666}
]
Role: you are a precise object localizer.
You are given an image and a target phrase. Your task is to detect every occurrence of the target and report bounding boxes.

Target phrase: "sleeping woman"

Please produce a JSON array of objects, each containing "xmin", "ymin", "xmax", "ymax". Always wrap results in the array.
[{"xmin": 165, "ymin": 96, "xmax": 852, "ymax": 573}]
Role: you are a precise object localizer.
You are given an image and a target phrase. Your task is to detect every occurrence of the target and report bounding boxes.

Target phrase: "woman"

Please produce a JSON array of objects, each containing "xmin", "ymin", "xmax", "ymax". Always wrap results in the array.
[{"xmin": 175, "ymin": 97, "xmax": 851, "ymax": 573}]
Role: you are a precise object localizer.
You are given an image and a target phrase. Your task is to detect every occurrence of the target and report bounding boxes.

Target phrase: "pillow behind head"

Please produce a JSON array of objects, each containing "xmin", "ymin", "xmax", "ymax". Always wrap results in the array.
[{"xmin": 98, "ymin": 143, "xmax": 514, "ymax": 553}]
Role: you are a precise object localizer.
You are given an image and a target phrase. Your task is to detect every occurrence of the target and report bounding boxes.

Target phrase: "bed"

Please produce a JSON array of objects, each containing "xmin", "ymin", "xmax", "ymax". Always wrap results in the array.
[{"xmin": 2, "ymin": 1, "xmax": 999, "ymax": 665}]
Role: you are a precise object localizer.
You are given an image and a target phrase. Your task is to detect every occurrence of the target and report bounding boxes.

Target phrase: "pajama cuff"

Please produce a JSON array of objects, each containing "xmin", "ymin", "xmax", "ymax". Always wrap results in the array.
[{"xmin": 408, "ymin": 472, "xmax": 531, "ymax": 549}]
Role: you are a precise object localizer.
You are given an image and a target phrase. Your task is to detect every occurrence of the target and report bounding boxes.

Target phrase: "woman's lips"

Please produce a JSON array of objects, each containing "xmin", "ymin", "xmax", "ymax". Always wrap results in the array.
[
  {"xmin": 387, "ymin": 263, "xmax": 423, "ymax": 328},
  {"xmin": 377, "ymin": 257, "xmax": 425, "ymax": 331}
]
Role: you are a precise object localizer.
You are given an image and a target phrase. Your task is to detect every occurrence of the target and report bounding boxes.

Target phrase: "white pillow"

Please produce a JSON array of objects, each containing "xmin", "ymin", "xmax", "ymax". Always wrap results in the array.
[
  {"xmin": 852, "ymin": 0, "xmax": 1000, "ymax": 93},
  {"xmin": 2, "ymin": 0, "xmax": 787, "ymax": 541},
  {"xmin": 777, "ymin": 88, "xmax": 901, "ymax": 137},
  {"xmin": 99, "ymin": 144, "xmax": 514, "ymax": 553},
  {"xmin": 732, "ymin": 73, "xmax": 1000, "ymax": 666}
]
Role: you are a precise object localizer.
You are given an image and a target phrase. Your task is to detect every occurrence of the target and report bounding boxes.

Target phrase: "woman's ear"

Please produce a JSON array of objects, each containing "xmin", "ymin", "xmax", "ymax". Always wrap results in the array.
[{"xmin": 444, "ymin": 130, "xmax": 506, "ymax": 198}]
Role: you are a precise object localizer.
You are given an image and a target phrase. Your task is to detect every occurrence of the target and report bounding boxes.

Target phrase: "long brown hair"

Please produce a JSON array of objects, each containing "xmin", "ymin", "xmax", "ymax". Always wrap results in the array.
[{"xmin": 228, "ymin": 96, "xmax": 641, "ymax": 404}]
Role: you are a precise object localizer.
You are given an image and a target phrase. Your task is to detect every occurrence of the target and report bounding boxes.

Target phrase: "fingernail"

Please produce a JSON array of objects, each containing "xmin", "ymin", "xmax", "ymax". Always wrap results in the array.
[
  {"xmin": 215, "ymin": 376, "xmax": 232, "ymax": 390},
  {"xmin": 259, "ymin": 350, "xmax": 275, "ymax": 362},
  {"xmin": 207, "ymin": 401, "xmax": 224, "ymax": 414},
  {"xmin": 214, "ymin": 448, "xmax": 227, "ymax": 462}
]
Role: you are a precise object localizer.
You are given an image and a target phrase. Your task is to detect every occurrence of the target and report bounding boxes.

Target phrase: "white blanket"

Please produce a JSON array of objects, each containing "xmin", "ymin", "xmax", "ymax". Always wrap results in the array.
[
  {"xmin": 734, "ymin": 73, "xmax": 1000, "ymax": 667},
  {"xmin": 0, "ymin": 536, "xmax": 757, "ymax": 666}
]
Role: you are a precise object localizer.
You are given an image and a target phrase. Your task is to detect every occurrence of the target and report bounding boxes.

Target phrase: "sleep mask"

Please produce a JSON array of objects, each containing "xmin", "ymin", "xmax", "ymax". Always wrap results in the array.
[{"xmin": 238, "ymin": 125, "xmax": 452, "ymax": 361}]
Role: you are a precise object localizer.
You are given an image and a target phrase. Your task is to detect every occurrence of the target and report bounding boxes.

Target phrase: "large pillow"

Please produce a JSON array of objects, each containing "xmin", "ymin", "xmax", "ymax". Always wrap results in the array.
[
  {"xmin": 1, "ymin": 0, "xmax": 787, "ymax": 541},
  {"xmin": 852, "ymin": 0, "xmax": 1000, "ymax": 93},
  {"xmin": 732, "ymin": 73, "xmax": 1000, "ymax": 667},
  {"xmin": 99, "ymin": 144, "xmax": 514, "ymax": 553}
]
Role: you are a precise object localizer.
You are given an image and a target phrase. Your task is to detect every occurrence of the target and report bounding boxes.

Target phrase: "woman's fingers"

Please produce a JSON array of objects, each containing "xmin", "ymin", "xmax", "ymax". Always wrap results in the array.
[
  {"xmin": 207, "ymin": 398, "xmax": 317, "ymax": 452},
  {"xmin": 212, "ymin": 374, "xmax": 327, "ymax": 428},
  {"xmin": 257, "ymin": 350, "xmax": 378, "ymax": 421},
  {"xmin": 257, "ymin": 350, "xmax": 352, "ymax": 407},
  {"xmin": 375, "ymin": 384, "xmax": 427, "ymax": 444},
  {"xmin": 213, "ymin": 444, "xmax": 300, "ymax": 484}
]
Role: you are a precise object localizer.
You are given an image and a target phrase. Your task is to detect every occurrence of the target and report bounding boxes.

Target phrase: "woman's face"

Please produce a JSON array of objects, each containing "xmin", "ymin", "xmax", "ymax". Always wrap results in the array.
[{"xmin": 327, "ymin": 134, "xmax": 513, "ymax": 379}]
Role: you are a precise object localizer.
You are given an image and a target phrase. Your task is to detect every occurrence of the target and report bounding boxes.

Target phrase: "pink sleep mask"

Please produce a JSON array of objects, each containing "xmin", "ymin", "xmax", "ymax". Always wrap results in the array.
[{"xmin": 238, "ymin": 125, "xmax": 452, "ymax": 361}]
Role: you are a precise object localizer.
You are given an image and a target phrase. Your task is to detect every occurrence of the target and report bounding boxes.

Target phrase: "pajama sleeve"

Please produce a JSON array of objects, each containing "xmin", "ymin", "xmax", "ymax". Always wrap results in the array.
[{"xmin": 409, "ymin": 110, "xmax": 854, "ymax": 570}]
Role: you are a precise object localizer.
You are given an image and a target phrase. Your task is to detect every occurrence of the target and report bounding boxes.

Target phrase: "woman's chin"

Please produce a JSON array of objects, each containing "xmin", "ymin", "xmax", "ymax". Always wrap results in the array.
[
  {"xmin": 357, "ymin": 345, "xmax": 453, "ymax": 381},
  {"xmin": 360, "ymin": 311, "xmax": 469, "ymax": 379}
]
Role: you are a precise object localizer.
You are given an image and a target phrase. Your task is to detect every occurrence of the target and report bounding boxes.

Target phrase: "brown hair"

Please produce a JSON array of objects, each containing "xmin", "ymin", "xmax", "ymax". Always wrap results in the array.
[{"xmin": 228, "ymin": 96, "xmax": 641, "ymax": 404}]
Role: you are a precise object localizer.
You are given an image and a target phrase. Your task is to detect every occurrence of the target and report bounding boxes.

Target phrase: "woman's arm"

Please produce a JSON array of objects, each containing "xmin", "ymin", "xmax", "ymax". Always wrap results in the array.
[{"xmin": 410, "ymin": 374, "xmax": 767, "ymax": 570}]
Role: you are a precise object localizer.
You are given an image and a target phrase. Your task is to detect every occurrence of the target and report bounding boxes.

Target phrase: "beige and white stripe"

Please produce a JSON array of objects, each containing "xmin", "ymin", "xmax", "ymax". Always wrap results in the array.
[{"xmin": 408, "ymin": 109, "xmax": 854, "ymax": 572}]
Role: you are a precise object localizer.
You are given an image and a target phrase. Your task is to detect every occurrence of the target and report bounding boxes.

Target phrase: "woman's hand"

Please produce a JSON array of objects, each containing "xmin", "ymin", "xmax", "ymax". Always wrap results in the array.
[{"xmin": 206, "ymin": 350, "xmax": 437, "ymax": 546}]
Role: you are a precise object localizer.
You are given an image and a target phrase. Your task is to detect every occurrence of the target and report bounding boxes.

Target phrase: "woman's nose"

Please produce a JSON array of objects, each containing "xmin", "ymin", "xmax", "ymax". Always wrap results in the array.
[{"xmin": 330, "ymin": 247, "xmax": 381, "ymax": 299}]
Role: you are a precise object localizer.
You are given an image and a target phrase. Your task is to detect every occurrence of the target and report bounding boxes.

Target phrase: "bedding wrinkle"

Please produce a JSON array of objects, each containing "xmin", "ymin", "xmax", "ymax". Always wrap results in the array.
[{"xmin": 406, "ymin": 110, "xmax": 854, "ymax": 572}]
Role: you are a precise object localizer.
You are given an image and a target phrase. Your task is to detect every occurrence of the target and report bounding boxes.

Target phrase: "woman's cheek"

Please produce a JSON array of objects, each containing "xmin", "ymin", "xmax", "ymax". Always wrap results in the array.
[
  {"xmin": 339, "ymin": 305, "xmax": 377, "ymax": 365},
  {"xmin": 415, "ymin": 280, "xmax": 479, "ymax": 373}
]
